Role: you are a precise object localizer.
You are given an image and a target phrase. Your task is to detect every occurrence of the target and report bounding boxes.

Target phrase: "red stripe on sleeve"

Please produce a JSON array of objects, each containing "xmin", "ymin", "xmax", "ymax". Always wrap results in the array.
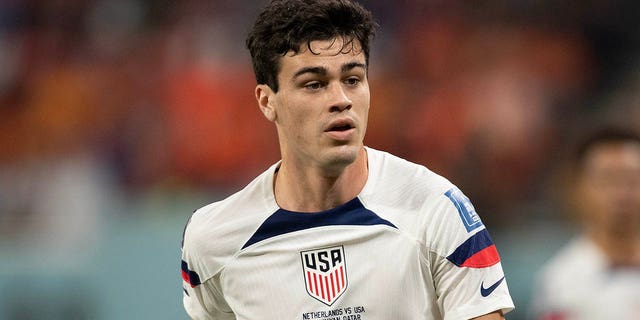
[
  {"xmin": 181, "ymin": 270, "xmax": 196, "ymax": 288},
  {"xmin": 461, "ymin": 244, "xmax": 500, "ymax": 268}
]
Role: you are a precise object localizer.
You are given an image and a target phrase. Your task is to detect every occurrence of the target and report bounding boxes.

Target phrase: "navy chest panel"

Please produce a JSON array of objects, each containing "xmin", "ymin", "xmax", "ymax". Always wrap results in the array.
[{"xmin": 242, "ymin": 198, "xmax": 397, "ymax": 249}]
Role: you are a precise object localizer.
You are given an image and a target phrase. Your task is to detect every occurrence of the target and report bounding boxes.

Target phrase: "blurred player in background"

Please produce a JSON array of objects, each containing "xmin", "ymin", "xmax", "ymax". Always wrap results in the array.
[
  {"xmin": 530, "ymin": 127, "xmax": 640, "ymax": 319},
  {"xmin": 180, "ymin": 0, "xmax": 514, "ymax": 318}
]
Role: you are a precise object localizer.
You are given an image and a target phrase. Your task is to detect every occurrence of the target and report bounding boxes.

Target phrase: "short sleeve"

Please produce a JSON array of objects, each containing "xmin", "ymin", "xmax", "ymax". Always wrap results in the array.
[
  {"xmin": 427, "ymin": 187, "xmax": 515, "ymax": 319},
  {"xmin": 181, "ymin": 272, "xmax": 235, "ymax": 320},
  {"xmin": 181, "ymin": 217, "xmax": 236, "ymax": 320}
]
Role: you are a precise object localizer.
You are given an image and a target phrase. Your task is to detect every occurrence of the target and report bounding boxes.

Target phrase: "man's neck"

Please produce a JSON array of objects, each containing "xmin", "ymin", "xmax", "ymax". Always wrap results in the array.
[
  {"xmin": 589, "ymin": 229, "xmax": 640, "ymax": 267},
  {"xmin": 274, "ymin": 148, "xmax": 368, "ymax": 212}
]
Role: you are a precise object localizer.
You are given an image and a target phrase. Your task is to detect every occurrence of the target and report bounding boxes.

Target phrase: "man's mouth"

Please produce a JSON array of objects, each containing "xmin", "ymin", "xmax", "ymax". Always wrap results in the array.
[
  {"xmin": 328, "ymin": 124, "xmax": 353, "ymax": 132},
  {"xmin": 324, "ymin": 119, "xmax": 356, "ymax": 141},
  {"xmin": 325, "ymin": 119, "xmax": 355, "ymax": 132}
]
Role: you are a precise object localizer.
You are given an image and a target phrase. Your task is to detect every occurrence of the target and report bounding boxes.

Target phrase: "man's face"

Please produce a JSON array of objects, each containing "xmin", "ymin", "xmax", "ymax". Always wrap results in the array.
[
  {"xmin": 577, "ymin": 142, "xmax": 640, "ymax": 236},
  {"xmin": 263, "ymin": 38, "xmax": 370, "ymax": 172}
]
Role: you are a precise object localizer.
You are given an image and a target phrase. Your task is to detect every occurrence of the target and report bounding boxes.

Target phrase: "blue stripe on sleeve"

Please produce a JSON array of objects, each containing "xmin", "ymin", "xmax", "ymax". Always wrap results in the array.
[
  {"xmin": 181, "ymin": 260, "xmax": 202, "ymax": 286},
  {"xmin": 446, "ymin": 229, "xmax": 494, "ymax": 267}
]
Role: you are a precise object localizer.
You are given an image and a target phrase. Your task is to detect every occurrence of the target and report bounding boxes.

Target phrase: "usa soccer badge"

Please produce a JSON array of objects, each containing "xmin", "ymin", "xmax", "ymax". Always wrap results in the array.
[{"xmin": 301, "ymin": 246, "xmax": 348, "ymax": 306}]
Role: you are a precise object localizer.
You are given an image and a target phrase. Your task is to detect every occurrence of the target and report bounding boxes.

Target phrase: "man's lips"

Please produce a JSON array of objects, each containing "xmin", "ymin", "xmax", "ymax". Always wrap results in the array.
[
  {"xmin": 324, "ymin": 118, "xmax": 356, "ymax": 141},
  {"xmin": 325, "ymin": 118, "xmax": 355, "ymax": 132}
]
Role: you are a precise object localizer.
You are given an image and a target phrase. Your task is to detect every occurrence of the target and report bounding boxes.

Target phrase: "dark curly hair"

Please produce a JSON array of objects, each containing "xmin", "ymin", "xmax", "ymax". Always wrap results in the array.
[
  {"xmin": 575, "ymin": 126, "xmax": 640, "ymax": 169},
  {"xmin": 246, "ymin": 0, "xmax": 377, "ymax": 92}
]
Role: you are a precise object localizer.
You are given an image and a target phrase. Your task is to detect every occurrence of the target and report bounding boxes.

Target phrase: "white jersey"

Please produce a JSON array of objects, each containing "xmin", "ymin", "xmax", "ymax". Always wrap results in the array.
[
  {"xmin": 181, "ymin": 148, "xmax": 514, "ymax": 319},
  {"xmin": 530, "ymin": 237, "xmax": 640, "ymax": 320}
]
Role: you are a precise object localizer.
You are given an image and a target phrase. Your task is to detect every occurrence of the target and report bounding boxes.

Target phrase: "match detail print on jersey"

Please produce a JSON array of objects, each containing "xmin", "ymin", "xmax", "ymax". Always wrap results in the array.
[
  {"xmin": 301, "ymin": 246, "xmax": 348, "ymax": 306},
  {"xmin": 445, "ymin": 187, "xmax": 483, "ymax": 232}
]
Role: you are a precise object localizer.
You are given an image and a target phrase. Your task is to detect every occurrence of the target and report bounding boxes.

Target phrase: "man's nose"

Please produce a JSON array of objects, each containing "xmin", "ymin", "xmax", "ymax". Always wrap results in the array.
[{"xmin": 328, "ymin": 83, "xmax": 352, "ymax": 112}]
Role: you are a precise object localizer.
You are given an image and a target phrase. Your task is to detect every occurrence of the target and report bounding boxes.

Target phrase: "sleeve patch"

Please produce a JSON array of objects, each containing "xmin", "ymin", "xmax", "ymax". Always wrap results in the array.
[{"xmin": 444, "ymin": 187, "xmax": 483, "ymax": 232}]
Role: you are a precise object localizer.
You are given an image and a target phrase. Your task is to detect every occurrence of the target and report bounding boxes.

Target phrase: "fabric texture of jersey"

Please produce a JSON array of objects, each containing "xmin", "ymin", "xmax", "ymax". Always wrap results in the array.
[
  {"xmin": 181, "ymin": 147, "xmax": 514, "ymax": 319},
  {"xmin": 530, "ymin": 237, "xmax": 640, "ymax": 320}
]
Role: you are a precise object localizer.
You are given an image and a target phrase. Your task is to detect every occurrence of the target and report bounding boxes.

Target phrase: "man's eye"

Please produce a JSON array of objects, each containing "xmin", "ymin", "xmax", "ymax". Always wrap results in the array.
[
  {"xmin": 345, "ymin": 78, "xmax": 360, "ymax": 86},
  {"xmin": 305, "ymin": 82, "xmax": 322, "ymax": 90}
]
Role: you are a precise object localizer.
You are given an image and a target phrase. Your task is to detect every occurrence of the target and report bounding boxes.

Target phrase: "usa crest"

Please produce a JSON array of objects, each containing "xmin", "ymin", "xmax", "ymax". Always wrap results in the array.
[{"xmin": 301, "ymin": 246, "xmax": 348, "ymax": 306}]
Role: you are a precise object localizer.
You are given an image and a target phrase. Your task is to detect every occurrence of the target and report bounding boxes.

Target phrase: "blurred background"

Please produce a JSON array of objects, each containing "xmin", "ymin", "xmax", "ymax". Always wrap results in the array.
[{"xmin": 1, "ymin": 0, "xmax": 639, "ymax": 319}]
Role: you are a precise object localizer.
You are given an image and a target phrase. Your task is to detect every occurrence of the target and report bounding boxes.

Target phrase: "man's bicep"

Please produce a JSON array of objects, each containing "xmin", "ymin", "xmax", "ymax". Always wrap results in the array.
[
  {"xmin": 183, "ymin": 278, "xmax": 235, "ymax": 320},
  {"xmin": 431, "ymin": 252, "xmax": 513, "ymax": 319},
  {"xmin": 470, "ymin": 310, "xmax": 504, "ymax": 320},
  {"xmin": 427, "ymin": 190, "xmax": 514, "ymax": 318},
  {"xmin": 183, "ymin": 282, "xmax": 214, "ymax": 320},
  {"xmin": 181, "ymin": 218, "xmax": 234, "ymax": 319}
]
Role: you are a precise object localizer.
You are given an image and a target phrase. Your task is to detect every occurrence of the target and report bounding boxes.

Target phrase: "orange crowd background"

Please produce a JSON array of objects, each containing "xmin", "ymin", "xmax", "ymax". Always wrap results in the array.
[{"xmin": 2, "ymin": 1, "xmax": 638, "ymax": 223}]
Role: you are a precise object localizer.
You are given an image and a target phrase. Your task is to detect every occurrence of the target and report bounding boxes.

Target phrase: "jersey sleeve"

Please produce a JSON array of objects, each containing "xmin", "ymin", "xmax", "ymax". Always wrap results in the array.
[
  {"xmin": 181, "ymin": 216, "xmax": 236, "ymax": 320},
  {"xmin": 181, "ymin": 272, "xmax": 235, "ymax": 320},
  {"xmin": 427, "ymin": 187, "xmax": 515, "ymax": 319}
]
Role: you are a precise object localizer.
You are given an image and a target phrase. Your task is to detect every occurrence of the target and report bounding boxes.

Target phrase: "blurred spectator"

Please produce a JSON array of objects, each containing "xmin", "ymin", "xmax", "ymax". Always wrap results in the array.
[
  {"xmin": 0, "ymin": 0, "xmax": 636, "ymax": 238},
  {"xmin": 0, "ymin": 4, "xmax": 114, "ymax": 262},
  {"xmin": 396, "ymin": 10, "xmax": 592, "ymax": 226},
  {"xmin": 158, "ymin": 1, "xmax": 279, "ymax": 189},
  {"xmin": 529, "ymin": 127, "xmax": 640, "ymax": 319}
]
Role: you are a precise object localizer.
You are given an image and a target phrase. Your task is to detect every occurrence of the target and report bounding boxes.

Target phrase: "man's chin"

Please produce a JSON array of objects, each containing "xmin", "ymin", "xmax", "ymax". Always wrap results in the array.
[{"xmin": 323, "ymin": 145, "xmax": 362, "ymax": 168}]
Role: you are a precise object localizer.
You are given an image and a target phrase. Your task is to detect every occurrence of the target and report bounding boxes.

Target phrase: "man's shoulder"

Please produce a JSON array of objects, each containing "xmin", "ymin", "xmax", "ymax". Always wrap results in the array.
[
  {"xmin": 191, "ymin": 167, "xmax": 276, "ymax": 225},
  {"xmin": 365, "ymin": 148, "xmax": 489, "ymax": 248},
  {"xmin": 182, "ymin": 165, "xmax": 279, "ymax": 276},
  {"xmin": 366, "ymin": 147, "xmax": 455, "ymax": 201},
  {"xmin": 361, "ymin": 150, "xmax": 457, "ymax": 225},
  {"xmin": 539, "ymin": 237, "xmax": 604, "ymax": 280},
  {"xmin": 531, "ymin": 236, "xmax": 606, "ymax": 314}
]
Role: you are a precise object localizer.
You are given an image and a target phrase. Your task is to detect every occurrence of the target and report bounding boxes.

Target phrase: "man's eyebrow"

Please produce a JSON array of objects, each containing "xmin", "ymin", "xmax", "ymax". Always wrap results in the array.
[
  {"xmin": 342, "ymin": 62, "xmax": 366, "ymax": 73},
  {"xmin": 293, "ymin": 66, "xmax": 327, "ymax": 79},
  {"xmin": 292, "ymin": 62, "xmax": 366, "ymax": 80}
]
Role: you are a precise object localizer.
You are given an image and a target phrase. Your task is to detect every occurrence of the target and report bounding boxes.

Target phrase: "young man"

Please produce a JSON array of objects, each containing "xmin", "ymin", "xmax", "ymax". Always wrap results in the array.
[
  {"xmin": 181, "ymin": 1, "xmax": 514, "ymax": 319},
  {"xmin": 530, "ymin": 127, "xmax": 640, "ymax": 319}
]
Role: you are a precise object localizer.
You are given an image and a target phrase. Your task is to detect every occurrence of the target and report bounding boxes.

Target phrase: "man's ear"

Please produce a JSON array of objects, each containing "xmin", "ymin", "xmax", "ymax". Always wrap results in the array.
[{"xmin": 255, "ymin": 84, "xmax": 277, "ymax": 122}]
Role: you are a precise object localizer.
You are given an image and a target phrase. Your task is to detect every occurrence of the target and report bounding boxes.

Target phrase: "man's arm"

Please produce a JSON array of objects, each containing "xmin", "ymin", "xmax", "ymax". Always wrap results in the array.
[{"xmin": 471, "ymin": 310, "xmax": 504, "ymax": 320}]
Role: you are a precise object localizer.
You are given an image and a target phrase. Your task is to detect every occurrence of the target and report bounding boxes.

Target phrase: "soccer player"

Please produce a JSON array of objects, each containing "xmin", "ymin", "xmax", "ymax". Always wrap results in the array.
[
  {"xmin": 181, "ymin": 0, "xmax": 514, "ymax": 319},
  {"xmin": 530, "ymin": 127, "xmax": 640, "ymax": 319}
]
